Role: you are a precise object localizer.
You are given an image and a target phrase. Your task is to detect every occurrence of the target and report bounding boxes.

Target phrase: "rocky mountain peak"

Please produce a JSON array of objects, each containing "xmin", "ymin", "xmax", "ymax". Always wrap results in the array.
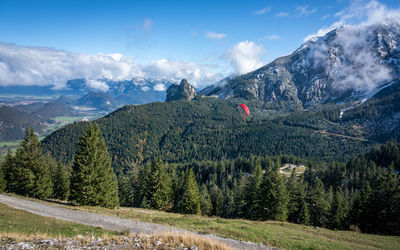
[
  {"xmin": 165, "ymin": 79, "xmax": 197, "ymax": 102},
  {"xmin": 200, "ymin": 21, "xmax": 400, "ymax": 109}
]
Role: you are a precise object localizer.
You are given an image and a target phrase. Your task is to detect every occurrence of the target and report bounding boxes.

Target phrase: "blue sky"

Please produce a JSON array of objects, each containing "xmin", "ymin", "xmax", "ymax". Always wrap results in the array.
[{"xmin": 0, "ymin": 0, "xmax": 400, "ymax": 89}]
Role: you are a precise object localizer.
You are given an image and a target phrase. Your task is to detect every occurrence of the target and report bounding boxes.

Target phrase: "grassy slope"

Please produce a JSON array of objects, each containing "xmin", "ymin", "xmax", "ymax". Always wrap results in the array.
[
  {"xmin": 0, "ymin": 202, "xmax": 231, "ymax": 249},
  {"xmin": 33, "ymin": 200, "xmax": 399, "ymax": 250},
  {"xmin": 0, "ymin": 203, "xmax": 116, "ymax": 238},
  {"xmin": 80, "ymin": 207, "xmax": 400, "ymax": 249}
]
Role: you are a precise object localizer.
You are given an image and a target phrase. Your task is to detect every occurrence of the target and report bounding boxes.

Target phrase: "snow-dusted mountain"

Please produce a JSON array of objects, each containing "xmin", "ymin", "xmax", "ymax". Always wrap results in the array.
[
  {"xmin": 201, "ymin": 20, "xmax": 400, "ymax": 109},
  {"xmin": 58, "ymin": 77, "xmax": 176, "ymax": 110},
  {"xmin": 0, "ymin": 77, "xmax": 176, "ymax": 110}
]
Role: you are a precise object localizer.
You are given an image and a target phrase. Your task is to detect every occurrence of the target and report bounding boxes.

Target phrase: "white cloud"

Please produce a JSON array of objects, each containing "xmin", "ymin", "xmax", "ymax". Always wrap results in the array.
[
  {"xmin": 0, "ymin": 42, "xmax": 221, "ymax": 90},
  {"xmin": 153, "ymin": 83, "xmax": 166, "ymax": 91},
  {"xmin": 254, "ymin": 7, "xmax": 270, "ymax": 15},
  {"xmin": 140, "ymin": 59, "xmax": 221, "ymax": 88},
  {"xmin": 86, "ymin": 80, "xmax": 110, "ymax": 92},
  {"xmin": 295, "ymin": 5, "xmax": 318, "ymax": 17},
  {"xmin": 303, "ymin": 20, "xmax": 345, "ymax": 42},
  {"xmin": 311, "ymin": 25, "xmax": 393, "ymax": 91},
  {"xmin": 0, "ymin": 42, "xmax": 137, "ymax": 91},
  {"xmin": 143, "ymin": 18, "xmax": 153, "ymax": 31},
  {"xmin": 304, "ymin": 0, "xmax": 400, "ymax": 42},
  {"xmin": 275, "ymin": 12, "xmax": 290, "ymax": 18},
  {"xmin": 304, "ymin": 0, "xmax": 400, "ymax": 91},
  {"xmin": 265, "ymin": 35, "xmax": 280, "ymax": 40},
  {"xmin": 225, "ymin": 41, "xmax": 266, "ymax": 75},
  {"xmin": 205, "ymin": 31, "xmax": 227, "ymax": 40},
  {"xmin": 141, "ymin": 86, "xmax": 150, "ymax": 91},
  {"xmin": 321, "ymin": 14, "xmax": 329, "ymax": 20}
]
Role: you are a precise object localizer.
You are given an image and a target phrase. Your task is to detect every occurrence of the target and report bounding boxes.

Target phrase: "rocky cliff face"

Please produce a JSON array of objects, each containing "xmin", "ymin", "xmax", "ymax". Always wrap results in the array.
[
  {"xmin": 201, "ymin": 20, "xmax": 400, "ymax": 109},
  {"xmin": 166, "ymin": 79, "xmax": 197, "ymax": 102}
]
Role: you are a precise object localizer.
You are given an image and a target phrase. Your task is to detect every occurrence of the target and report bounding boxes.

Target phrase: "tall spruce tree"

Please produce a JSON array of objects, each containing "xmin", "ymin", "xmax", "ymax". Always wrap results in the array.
[
  {"xmin": 328, "ymin": 187, "xmax": 347, "ymax": 229},
  {"xmin": 299, "ymin": 200, "xmax": 311, "ymax": 225},
  {"xmin": 307, "ymin": 177, "xmax": 329, "ymax": 227},
  {"xmin": 3, "ymin": 149, "xmax": 14, "ymax": 192},
  {"xmin": 287, "ymin": 170, "xmax": 308, "ymax": 223},
  {"xmin": 69, "ymin": 123, "xmax": 119, "ymax": 208},
  {"xmin": 12, "ymin": 129, "xmax": 53, "ymax": 199},
  {"xmin": 149, "ymin": 158, "xmax": 173, "ymax": 211},
  {"xmin": 247, "ymin": 163, "xmax": 263, "ymax": 219},
  {"xmin": 52, "ymin": 161, "xmax": 71, "ymax": 200},
  {"xmin": 253, "ymin": 166, "xmax": 289, "ymax": 221},
  {"xmin": 199, "ymin": 184, "xmax": 212, "ymax": 216},
  {"xmin": 180, "ymin": 168, "xmax": 200, "ymax": 214},
  {"xmin": 0, "ymin": 155, "xmax": 6, "ymax": 192}
]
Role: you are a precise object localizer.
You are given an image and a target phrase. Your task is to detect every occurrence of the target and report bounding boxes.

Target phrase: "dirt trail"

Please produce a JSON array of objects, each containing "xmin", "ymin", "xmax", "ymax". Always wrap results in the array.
[{"xmin": 0, "ymin": 194, "xmax": 272, "ymax": 250}]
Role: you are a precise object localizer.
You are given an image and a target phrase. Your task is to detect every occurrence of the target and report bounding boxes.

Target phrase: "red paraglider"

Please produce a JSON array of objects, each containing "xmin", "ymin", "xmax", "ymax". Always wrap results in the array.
[{"xmin": 238, "ymin": 104, "xmax": 250, "ymax": 116}]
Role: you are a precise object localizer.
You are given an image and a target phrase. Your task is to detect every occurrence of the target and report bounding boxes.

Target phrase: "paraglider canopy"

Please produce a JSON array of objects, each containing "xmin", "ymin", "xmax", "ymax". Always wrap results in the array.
[{"xmin": 238, "ymin": 104, "xmax": 250, "ymax": 116}]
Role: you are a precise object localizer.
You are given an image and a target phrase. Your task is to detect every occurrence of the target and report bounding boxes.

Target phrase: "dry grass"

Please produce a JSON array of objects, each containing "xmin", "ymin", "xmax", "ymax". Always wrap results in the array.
[
  {"xmin": 0, "ymin": 231, "xmax": 232, "ymax": 249},
  {"xmin": 142, "ymin": 232, "xmax": 232, "ymax": 250}
]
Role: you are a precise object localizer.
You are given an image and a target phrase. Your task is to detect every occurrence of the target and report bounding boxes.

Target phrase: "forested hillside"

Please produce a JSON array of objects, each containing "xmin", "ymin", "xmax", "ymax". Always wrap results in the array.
[{"xmin": 41, "ymin": 98, "xmax": 372, "ymax": 174}]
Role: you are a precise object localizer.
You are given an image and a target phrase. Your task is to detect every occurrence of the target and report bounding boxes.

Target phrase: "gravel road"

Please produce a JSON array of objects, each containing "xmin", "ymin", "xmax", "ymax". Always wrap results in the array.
[{"xmin": 0, "ymin": 194, "xmax": 273, "ymax": 249}]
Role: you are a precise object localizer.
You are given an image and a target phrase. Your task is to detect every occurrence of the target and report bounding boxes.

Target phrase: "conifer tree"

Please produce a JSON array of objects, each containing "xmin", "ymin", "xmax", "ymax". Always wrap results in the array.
[
  {"xmin": 118, "ymin": 170, "xmax": 139, "ymax": 207},
  {"xmin": 299, "ymin": 200, "xmax": 310, "ymax": 225},
  {"xmin": 209, "ymin": 184, "xmax": 223, "ymax": 216},
  {"xmin": 149, "ymin": 158, "xmax": 173, "ymax": 211},
  {"xmin": 287, "ymin": 170, "xmax": 308, "ymax": 223},
  {"xmin": 350, "ymin": 182, "xmax": 371, "ymax": 231},
  {"xmin": 137, "ymin": 164, "xmax": 152, "ymax": 208},
  {"xmin": 253, "ymin": 166, "xmax": 288, "ymax": 221},
  {"xmin": 199, "ymin": 184, "xmax": 212, "ymax": 216},
  {"xmin": 221, "ymin": 188, "xmax": 234, "ymax": 218},
  {"xmin": 52, "ymin": 161, "xmax": 71, "ymax": 200},
  {"xmin": 69, "ymin": 123, "xmax": 119, "ymax": 208},
  {"xmin": 12, "ymin": 129, "xmax": 53, "ymax": 199},
  {"xmin": 2, "ymin": 149, "xmax": 14, "ymax": 192},
  {"xmin": 329, "ymin": 187, "xmax": 347, "ymax": 229},
  {"xmin": 180, "ymin": 168, "xmax": 200, "ymax": 214},
  {"xmin": 246, "ymin": 163, "xmax": 263, "ymax": 219},
  {"xmin": 307, "ymin": 177, "xmax": 329, "ymax": 227},
  {"xmin": 367, "ymin": 165, "xmax": 399, "ymax": 234},
  {"xmin": 0, "ymin": 156, "xmax": 6, "ymax": 192}
]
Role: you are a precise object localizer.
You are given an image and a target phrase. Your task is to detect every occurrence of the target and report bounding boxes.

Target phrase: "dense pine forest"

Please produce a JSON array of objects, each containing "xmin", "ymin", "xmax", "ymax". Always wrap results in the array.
[{"xmin": 41, "ymin": 98, "xmax": 372, "ymax": 175}]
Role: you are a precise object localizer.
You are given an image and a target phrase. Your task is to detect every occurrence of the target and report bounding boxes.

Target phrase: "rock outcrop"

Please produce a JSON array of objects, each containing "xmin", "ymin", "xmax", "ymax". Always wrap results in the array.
[{"xmin": 166, "ymin": 79, "xmax": 197, "ymax": 102}]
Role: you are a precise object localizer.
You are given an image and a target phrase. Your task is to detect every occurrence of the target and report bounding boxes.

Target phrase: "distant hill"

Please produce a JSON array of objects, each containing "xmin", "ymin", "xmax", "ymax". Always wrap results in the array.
[
  {"xmin": 0, "ymin": 106, "xmax": 44, "ymax": 141},
  {"xmin": 32, "ymin": 102, "xmax": 77, "ymax": 120},
  {"xmin": 77, "ymin": 92, "xmax": 116, "ymax": 111},
  {"xmin": 42, "ymin": 97, "xmax": 373, "ymax": 174},
  {"xmin": 0, "ymin": 101, "xmax": 79, "ymax": 141},
  {"xmin": 14, "ymin": 102, "xmax": 46, "ymax": 113}
]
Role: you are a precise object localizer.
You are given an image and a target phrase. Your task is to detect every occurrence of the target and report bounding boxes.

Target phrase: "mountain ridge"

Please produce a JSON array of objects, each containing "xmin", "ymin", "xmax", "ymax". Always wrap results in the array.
[{"xmin": 200, "ymin": 21, "xmax": 400, "ymax": 109}]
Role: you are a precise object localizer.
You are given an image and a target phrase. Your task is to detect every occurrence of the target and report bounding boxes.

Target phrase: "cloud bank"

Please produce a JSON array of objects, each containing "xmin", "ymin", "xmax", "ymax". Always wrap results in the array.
[
  {"xmin": 305, "ymin": 0, "xmax": 400, "ymax": 91},
  {"xmin": 225, "ymin": 41, "xmax": 266, "ymax": 75},
  {"xmin": 0, "ymin": 42, "xmax": 220, "ymax": 90},
  {"xmin": 304, "ymin": 0, "xmax": 400, "ymax": 42}
]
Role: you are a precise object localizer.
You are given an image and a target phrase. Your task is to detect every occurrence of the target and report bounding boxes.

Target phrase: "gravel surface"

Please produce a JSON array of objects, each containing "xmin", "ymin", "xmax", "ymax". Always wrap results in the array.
[
  {"xmin": 0, "ymin": 194, "xmax": 273, "ymax": 249},
  {"xmin": 1, "ymin": 235, "xmax": 201, "ymax": 249}
]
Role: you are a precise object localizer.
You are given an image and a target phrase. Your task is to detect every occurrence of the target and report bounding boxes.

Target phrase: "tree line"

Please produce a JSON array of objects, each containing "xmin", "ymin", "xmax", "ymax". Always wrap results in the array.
[
  {"xmin": 0, "ymin": 125, "xmax": 119, "ymax": 208},
  {"xmin": 118, "ymin": 142, "xmax": 400, "ymax": 235}
]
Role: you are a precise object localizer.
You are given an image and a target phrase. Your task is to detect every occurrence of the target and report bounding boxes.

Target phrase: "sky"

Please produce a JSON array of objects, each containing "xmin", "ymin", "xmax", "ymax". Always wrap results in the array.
[{"xmin": 0, "ymin": 0, "xmax": 400, "ymax": 90}]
